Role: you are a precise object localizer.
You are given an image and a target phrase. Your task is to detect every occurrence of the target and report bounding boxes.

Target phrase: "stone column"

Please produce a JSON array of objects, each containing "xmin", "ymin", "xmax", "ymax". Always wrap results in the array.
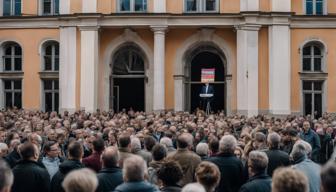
[
  {"xmin": 153, "ymin": 0, "xmax": 166, "ymax": 13},
  {"xmin": 59, "ymin": 0, "xmax": 70, "ymax": 14},
  {"xmin": 80, "ymin": 27, "xmax": 99, "ymax": 112},
  {"xmin": 236, "ymin": 25, "xmax": 260, "ymax": 117},
  {"xmin": 151, "ymin": 26, "xmax": 167, "ymax": 111},
  {"xmin": 59, "ymin": 27, "xmax": 77, "ymax": 113}
]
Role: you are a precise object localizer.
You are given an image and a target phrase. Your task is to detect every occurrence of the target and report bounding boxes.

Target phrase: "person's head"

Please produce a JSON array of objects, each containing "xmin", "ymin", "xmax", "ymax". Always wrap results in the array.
[
  {"xmin": 208, "ymin": 137, "xmax": 219, "ymax": 155},
  {"xmin": 0, "ymin": 143, "xmax": 8, "ymax": 158},
  {"xmin": 62, "ymin": 168, "xmax": 98, "ymax": 192},
  {"xmin": 118, "ymin": 134, "xmax": 131, "ymax": 148},
  {"xmin": 272, "ymin": 167, "xmax": 308, "ymax": 192},
  {"xmin": 43, "ymin": 140, "xmax": 59, "ymax": 158},
  {"xmin": 19, "ymin": 142, "xmax": 39, "ymax": 161},
  {"xmin": 267, "ymin": 132, "xmax": 281, "ymax": 150},
  {"xmin": 101, "ymin": 146, "xmax": 119, "ymax": 168},
  {"xmin": 247, "ymin": 151, "xmax": 268, "ymax": 177},
  {"xmin": 0, "ymin": 160, "xmax": 13, "ymax": 192},
  {"xmin": 68, "ymin": 141, "xmax": 84, "ymax": 160},
  {"xmin": 177, "ymin": 133, "xmax": 193, "ymax": 150},
  {"xmin": 122, "ymin": 156, "xmax": 147, "ymax": 182},
  {"xmin": 219, "ymin": 135, "xmax": 237, "ymax": 154},
  {"xmin": 182, "ymin": 183, "xmax": 206, "ymax": 192},
  {"xmin": 196, "ymin": 143, "xmax": 209, "ymax": 157},
  {"xmin": 320, "ymin": 162, "xmax": 336, "ymax": 192},
  {"xmin": 290, "ymin": 140, "xmax": 312, "ymax": 162},
  {"xmin": 157, "ymin": 161, "xmax": 183, "ymax": 187},
  {"xmin": 160, "ymin": 137, "xmax": 173, "ymax": 148},
  {"xmin": 253, "ymin": 132, "xmax": 266, "ymax": 150},
  {"xmin": 234, "ymin": 146, "xmax": 243, "ymax": 159},
  {"xmin": 130, "ymin": 137, "xmax": 141, "ymax": 152},
  {"xmin": 27, "ymin": 133, "xmax": 42, "ymax": 149},
  {"xmin": 196, "ymin": 162, "xmax": 220, "ymax": 192},
  {"xmin": 303, "ymin": 121, "xmax": 311, "ymax": 133},
  {"xmin": 152, "ymin": 144, "xmax": 167, "ymax": 161},
  {"xmin": 92, "ymin": 138, "xmax": 105, "ymax": 153},
  {"xmin": 144, "ymin": 136, "xmax": 156, "ymax": 151}
]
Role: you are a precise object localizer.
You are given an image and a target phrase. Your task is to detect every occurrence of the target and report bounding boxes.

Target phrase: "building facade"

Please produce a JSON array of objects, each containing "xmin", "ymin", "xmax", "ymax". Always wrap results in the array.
[{"xmin": 0, "ymin": 0, "xmax": 334, "ymax": 117}]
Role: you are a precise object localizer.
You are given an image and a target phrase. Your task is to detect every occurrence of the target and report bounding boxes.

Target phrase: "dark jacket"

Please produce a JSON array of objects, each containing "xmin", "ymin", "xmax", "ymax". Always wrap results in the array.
[
  {"xmin": 264, "ymin": 149, "xmax": 290, "ymax": 176},
  {"xmin": 83, "ymin": 151, "xmax": 102, "ymax": 172},
  {"xmin": 51, "ymin": 159, "xmax": 85, "ymax": 192},
  {"xmin": 300, "ymin": 129, "xmax": 321, "ymax": 162},
  {"xmin": 160, "ymin": 185, "xmax": 182, "ymax": 192},
  {"xmin": 239, "ymin": 172, "xmax": 271, "ymax": 192},
  {"xmin": 114, "ymin": 181, "xmax": 160, "ymax": 192},
  {"xmin": 96, "ymin": 167, "xmax": 123, "ymax": 192},
  {"xmin": 4, "ymin": 149, "xmax": 21, "ymax": 168},
  {"xmin": 11, "ymin": 160, "xmax": 50, "ymax": 192},
  {"xmin": 207, "ymin": 153, "xmax": 246, "ymax": 192}
]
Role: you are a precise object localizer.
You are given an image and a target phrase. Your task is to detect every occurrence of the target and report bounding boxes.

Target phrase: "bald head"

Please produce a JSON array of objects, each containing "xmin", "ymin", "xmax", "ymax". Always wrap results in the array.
[
  {"xmin": 102, "ymin": 146, "xmax": 119, "ymax": 168},
  {"xmin": 177, "ymin": 133, "xmax": 193, "ymax": 149}
]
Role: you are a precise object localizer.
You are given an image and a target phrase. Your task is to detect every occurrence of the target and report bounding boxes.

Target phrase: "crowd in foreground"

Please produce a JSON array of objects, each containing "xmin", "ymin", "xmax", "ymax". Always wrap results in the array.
[{"xmin": 0, "ymin": 108, "xmax": 336, "ymax": 192}]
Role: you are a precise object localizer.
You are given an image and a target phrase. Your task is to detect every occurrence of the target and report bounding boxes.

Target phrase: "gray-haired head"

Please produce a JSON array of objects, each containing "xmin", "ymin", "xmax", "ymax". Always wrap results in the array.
[
  {"xmin": 62, "ymin": 168, "xmax": 98, "ymax": 192},
  {"xmin": 196, "ymin": 143, "xmax": 209, "ymax": 157},
  {"xmin": 123, "ymin": 155, "xmax": 147, "ymax": 182},
  {"xmin": 160, "ymin": 137, "xmax": 173, "ymax": 148},
  {"xmin": 0, "ymin": 160, "xmax": 13, "ymax": 192},
  {"xmin": 290, "ymin": 140, "xmax": 312, "ymax": 161},
  {"xmin": 267, "ymin": 132, "xmax": 281, "ymax": 149},
  {"xmin": 130, "ymin": 137, "xmax": 141, "ymax": 152},
  {"xmin": 182, "ymin": 183, "xmax": 206, "ymax": 192},
  {"xmin": 219, "ymin": 135, "xmax": 237, "ymax": 154},
  {"xmin": 248, "ymin": 150, "xmax": 269, "ymax": 176}
]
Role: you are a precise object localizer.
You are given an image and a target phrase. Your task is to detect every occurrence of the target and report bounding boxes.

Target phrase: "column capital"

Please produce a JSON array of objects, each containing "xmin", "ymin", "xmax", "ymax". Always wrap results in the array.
[
  {"xmin": 235, "ymin": 24, "xmax": 261, "ymax": 31},
  {"xmin": 79, "ymin": 26, "xmax": 100, "ymax": 31},
  {"xmin": 151, "ymin": 26, "xmax": 168, "ymax": 33}
]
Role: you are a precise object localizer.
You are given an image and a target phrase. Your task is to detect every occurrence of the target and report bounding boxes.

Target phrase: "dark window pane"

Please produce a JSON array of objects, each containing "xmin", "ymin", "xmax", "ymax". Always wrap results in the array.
[
  {"xmin": 45, "ymin": 45, "xmax": 52, "ymax": 55},
  {"xmin": 5, "ymin": 92, "xmax": 12, "ymax": 108},
  {"xmin": 314, "ymin": 58, "xmax": 321, "ymax": 71},
  {"xmin": 303, "ymin": 81, "xmax": 312, "ymax": 90},
  {"xmin": 14, "ymin": 0, "xmax": 21, "ymax": 15},
  {"xmin": 55, "ymin": 44, "xmax": 59, "ymax": 55},
  {"xmin": 314, "ymin": 93, "xmax": 322, "ymax": 118},
  {"xmin": 54, "ymin": 80, "xmax": 59, "ymax": 90},
  {"xmin": 14, "ymin": 92, "xmax": 21, "ymax": 108},
  {"xmin": 14, "ymin": 58, "xmax": 21, "ymax": 71},
  {"xmin": 206, "ymin": 0, "xmax": 216, "ymax": 11},
  {"xmin": 304, "ymin": 93, "xmax": 312, "ymax": 116},
  {"xmin": 4, "ymin": 81, "xmax": 11, "ymax": 90},
  {"xmin": 45, "ymin": 92, "xmax": 52, "ymax": 112},
  {"xmin": 4, "ymin": 58, "xmax": 12, "ymax": 71},
  {"xmin": 303, "ymin": 58, "xmax": 311, "ymax": 71},
  {"xmin": 120, "ymin": 0, "xmax": 130, "ymax": 11},
  {"xmin": 135, "ymin": 0, "xmax": 146, "ymax": 11},
  {"xmin": 314, "ymin": 81, "xmax": 323, "ymax": 91},
  {"xmin": 316, "ymin": 1, "xmax": 323, "ymax": 15},
  {"xmin": 14, "ymin": 45, "xmax": 21, "ymax": 55},
  {"xmin": 44, "ymin": 56, "xmax": 52, "ymax": 70},
  {"xmin": 13, "ymin": 80, "xmax": 21, "ymax": 89},
  {"xmin": 303, "ymin": 46, "xmax": 311, "ymax": 56},
  {"xmin": 43, "ymin": 0, "xmax": 51, "ymax": 14},
  {"xmin": 54, "ymin": 0, "xmax": 59, "ymax": 14},
  {"xmin": 186, "ymin": 0, "xmax": 197, "ymax": 11},
  {"xmin": 306, "ymin": 0, "xmax": 313, "ymax": 14},
  {"xmin": 5, "ymin": 46, "xmax": 12, "ymax": 55},
  {"xmin": 3, "ymin": 0, "xmax": 11, "ymax": 16},
  {"xmin": 55, "ymin": 93, "xmax": 59, "ymax": 112},
  {"xmin": 44, "ymin": 80, "xmax": 52, "ymax": 90},
  {"xmin": 314, "ymin": 46, "xmax": 321, "ymax": 55},
  {"xmin": 55, "ymin": 57, "xmax": 59, "ymax": 71}
]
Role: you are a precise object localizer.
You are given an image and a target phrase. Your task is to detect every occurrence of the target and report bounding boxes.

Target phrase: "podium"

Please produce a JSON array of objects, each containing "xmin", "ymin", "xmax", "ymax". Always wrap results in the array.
[{"xmin": 200, "ymin": 93, "xmax": 213, "ymax": 115}]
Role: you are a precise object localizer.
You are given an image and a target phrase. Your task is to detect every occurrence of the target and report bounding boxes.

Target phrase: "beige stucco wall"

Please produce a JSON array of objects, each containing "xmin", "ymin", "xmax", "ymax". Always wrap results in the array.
[{"xmin": 22, "ymin": 0, "xmax": 38, "ymax": 15}]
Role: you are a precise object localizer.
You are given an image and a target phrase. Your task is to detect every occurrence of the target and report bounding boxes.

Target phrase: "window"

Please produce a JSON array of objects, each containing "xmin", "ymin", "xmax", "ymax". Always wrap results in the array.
[
  {"xmin": 185, "ymin": 0, "xmax": 219, "ymax": 12},
  {"xmin": 303, "ymin": 81, "xmax": 323, "ymax": 118},
  {"xmin": 43, "ymin": 42, "xmax": 59, "ymax": 71},
  {"xmin": 42, "ymin": 0, "xmax": 59, "ymax": 15},
  {"xmin": 3, "ymin": 0, "xmax": 21, "ymax": 16},
  {"xmin": 3, "ymin": 79, "xmax": 22, "ymax": 108},
  {"xmin": 3, "ymin": 43, "xmax": 22, "ymax": 72},
  {"xmin": 306, "ymin": 0, "xmax": 324, "ymax": 15},
  {"xmin": 43, "ymin": 80, "xmax": 59, "ymax": 112},
  {"xmin": 302, "ymin": 44, "xmax": 323, "ymax": 72},
  {"xmin": 113, "ymin": 45, "xmax": 145, "ymax": 75},
  {"xmin": 119, "ymin": 0, "xmax": 147, "ymax": 12}
]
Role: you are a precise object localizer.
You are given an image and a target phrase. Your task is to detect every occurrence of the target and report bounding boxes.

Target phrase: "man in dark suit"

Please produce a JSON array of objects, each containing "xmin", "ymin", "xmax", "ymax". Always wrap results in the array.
[{"xmin": 200, "ymin": 83, "xmax": 214, "ymax": 111}]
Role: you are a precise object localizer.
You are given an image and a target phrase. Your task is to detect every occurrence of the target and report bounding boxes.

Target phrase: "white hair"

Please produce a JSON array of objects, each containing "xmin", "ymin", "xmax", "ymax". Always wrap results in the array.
[
  {"xmin": 123, "ymin": 155, "xmax": 147, "ymax": 182},
  {"xmin": 130, "ymin": 137, "xmax": 142, "ymax": 151},
  {"xmin": 160, "ymin": 137, "xmax": 173, "ymax": 148},
  {"xmin": 219, "ymin": 135, "xmax": 237, "ymax": 153},
  {"xmin": 196, "ymin": 143, "xmax": 209, "ymax": 156},
  {"xmin": 290, "ymin": 140, "xmax": 312, "ymax": 161},
  {"xmin": 0, "ymin": 143, "xmax": 8, "ymax": 151},
  {"xmin": 182, "ymin": 183, "xmax": 206, "ymax": 192},
  {"xmin": 62, "ymin": 168, "xmax": 98, "ymax": 192}
]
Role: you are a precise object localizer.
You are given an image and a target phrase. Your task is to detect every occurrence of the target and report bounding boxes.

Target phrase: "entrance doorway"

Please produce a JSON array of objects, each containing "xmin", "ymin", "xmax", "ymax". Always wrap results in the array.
[
  {"xmin": 110, "ymin": 44, "xmax": 146, "ymax": 112},
  {"xmin": 185, "ymin": 46, "xmax": 226, "ymax": 113}
]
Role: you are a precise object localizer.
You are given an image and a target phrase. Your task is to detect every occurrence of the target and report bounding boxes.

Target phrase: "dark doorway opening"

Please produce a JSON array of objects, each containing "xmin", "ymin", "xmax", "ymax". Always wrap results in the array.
[
  {"xmin": 303, "ymin": 81, "xmax": 323, "ymax": 119},
  {"xmin": 187, "ymin": 50, "xmax": 225, "ymax": 113}
]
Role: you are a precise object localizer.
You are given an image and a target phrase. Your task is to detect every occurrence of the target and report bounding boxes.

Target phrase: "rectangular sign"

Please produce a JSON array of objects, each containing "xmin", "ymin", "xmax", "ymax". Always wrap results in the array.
[{"xmin": 201, "ymin": 68, "xmax": 215, "ymax": 83}]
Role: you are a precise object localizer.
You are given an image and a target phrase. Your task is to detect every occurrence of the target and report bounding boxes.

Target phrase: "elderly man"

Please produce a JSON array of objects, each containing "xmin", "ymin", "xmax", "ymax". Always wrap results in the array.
[
  {"xmin": 0, "ymin": 159, "xmax": 13, "ymax": 192},
  {"xmin": 114, "ymin": 156, "xmax": 160, "ymax": 192},
  {"xmin": 62, "ymin": 168, "xmax": 98, "ymax": 192},
  {"xmin": 264, "ymin": 132, "xmax": 290, "ymax": 176},
  {"xmin": 239, "ymin": 151, "xmax": 271, "ymax": 192},
  {"xmin": 160, "ymin": 137, "xmax": 176, "ymax": 154},
  {"xmin": 272, "ymin": 167, "xmax": 308, "ymax": 192},
  {"xmin": 167, "ymin": 133, "xmax": 201, "ymax": 186},
  {"xmin": 207, "ymin": 135, "xmax": 246, "ymax": 192},
  {"xmin": 96, "ymin": 146, "xmax": 123, "ymax": 192},
  {"xmin": 118, "ymin": 134, "xmax": 136, "ymax": 168},
  {"xmin": 290, "ymin": 140, "xmax": 321, "ymax": 192},
  {"xmin": 196, "ymin": 143, "xmax": 209, "ymax": 160},
  {"xmin": 131, "ymin": 137, "xmax": 152, "ymax": 165},
  {"xmin": 300, "ymin": 121, "xmax": 321, "ymax": 162}
]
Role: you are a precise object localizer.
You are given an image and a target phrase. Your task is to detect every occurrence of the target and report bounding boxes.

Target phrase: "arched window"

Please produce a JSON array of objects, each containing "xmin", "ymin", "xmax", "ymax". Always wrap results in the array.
[
  {"xmin": 113, "ymin": 45, "xmax": 145, "ymax": 75},
  {"xmin": 41, "ymin": 0, "xmax": 59, "ymax": 15},
  {"xmin": 3, "ymin": 42, "xmax": 22, "ymax": 71},
  {"xmin": 302, "ymin": 43, "xmax": 323, "ymax": 72},
  {"xmin": 43, "ymin": 41, "xmax": 59, "ymax": 71},
  {"xmin": 306, "ymin": 0, "xmax": 324, "ymax": 15},
  {"xmin": 3, "ymin": 0, "xmax": 21, "ymax": 16}
]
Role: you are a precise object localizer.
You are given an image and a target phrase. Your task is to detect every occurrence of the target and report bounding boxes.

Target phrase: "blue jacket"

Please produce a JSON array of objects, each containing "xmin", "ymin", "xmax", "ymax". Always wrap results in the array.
[
  {"xmin": 293, "ymin": 156, "xmax": 321, "ymax": 192},
  {"xmin": 300, "ymin": 128, "xmax": 321, "ymax": 162},
  {"xmin": 114, "ymin": 181, "xmax": 160, "ymax": 192}
]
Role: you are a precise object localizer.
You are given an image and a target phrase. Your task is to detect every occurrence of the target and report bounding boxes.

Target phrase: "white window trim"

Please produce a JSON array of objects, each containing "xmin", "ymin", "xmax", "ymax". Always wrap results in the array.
[
  {"xmin": 184, "ymin": 0, "xmax": 219, "ymax": 13},
  {"xmin": 303, "ymin": 0, "xmax": 327, "ymax": 15},
  {"xmin": 1, "ymin": 42, "xmax": 22, "ymax": 72},
  {"xmin": 42, "ymin": 79, "xmax": 59, "ymax": 112},
  {"xmin": 117, "ymin": 0, "xmax": 147, "ymax": 13},
  {"xmin": 2, "ymin": 0, "xmax": 22, "ymax": 16},
  {"xmin": 42, "ymin": 42, "xmax": 59, "ymax": 71},
  {"xmin": 300, "ymin": 40, "xmax": 327, "ymax": 73},
  {"xmin": 39, "ymin": 0, "xmax": 59, "ymax": 16},
  {"xmin": 3, "ymin": 79, "xmax": 22, "ymax": 108}
]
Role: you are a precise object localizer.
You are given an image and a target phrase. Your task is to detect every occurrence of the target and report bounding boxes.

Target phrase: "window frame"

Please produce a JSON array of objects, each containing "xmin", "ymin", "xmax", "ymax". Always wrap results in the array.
[
  {"xmin": 3, "ymin": 0, "xmax": 21, "ymax": 16},
  {"xmin": 304, "ymin": 0, "xmax": 327, "ymax": 15},
  {"xmin": 42, "ymin": 41, "xmax": 59, "ymax": 72},
  {"xmin": 2, "ymin": 43, "xmax": 22, "ymax": 72},
  {"xmin": 184, "ymin": 0, "xmax": 219, "ymax": 13},
  {"xmin": 40, "ymin": 0, "xmax": 59, "ymax": 15},
  {"xmin": 302, "ymin": 44, "xmax": 323, "ymax": 72},
  {"xmin": 42, "ymin": 79, "xmax": 59, "ymax": 112},
  {"xmin": 302, "ymin": 80, "xmax": 324, "ymax": 118},
  {"xmin": 3, "ymin": 79, "xmax": 22, "ymax": 108},
  {"xmin": 117, "ymin": 0, "xmax": 147, "ymax": 13}
]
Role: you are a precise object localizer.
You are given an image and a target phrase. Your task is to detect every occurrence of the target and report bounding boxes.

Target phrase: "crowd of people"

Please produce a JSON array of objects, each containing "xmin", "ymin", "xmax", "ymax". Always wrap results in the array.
[{"xmin": 0, "ymin": 108, "xmax": 336, "ymax": 192}]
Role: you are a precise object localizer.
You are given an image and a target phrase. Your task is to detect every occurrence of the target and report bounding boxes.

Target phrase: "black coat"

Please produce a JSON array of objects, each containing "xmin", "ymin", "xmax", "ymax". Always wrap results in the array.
[
  {"xmin": 239, "ymin": 173, "xmax": 272, "ymax": 192},
  {"xmin": 50, "ymin": 159, "xmax": 85, "ymax": 192},
  {"xmin": 4, "ymin": 149, "xmax": 21, "ymax": 168},
  {"xmin": 160, "ymin": 185, "xmax": 182, "ymax": 192},
  {"xmin": 264, "ymin": 149, "xmax": 290, "ymax": 176},
  {"xmin": 207, "ymin": 153, "xmax": 246, "ymax": 192},
  {"xmin": 11, "ymin": 160, "xmax": 50, "ymax": 192},
  {"xmin": 96, "ymin": 167, "xmax": 123, "ymax": 192},
  {"xmin": 114, "ymin": 181, "xmax": 160, "ymax": 192}
]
